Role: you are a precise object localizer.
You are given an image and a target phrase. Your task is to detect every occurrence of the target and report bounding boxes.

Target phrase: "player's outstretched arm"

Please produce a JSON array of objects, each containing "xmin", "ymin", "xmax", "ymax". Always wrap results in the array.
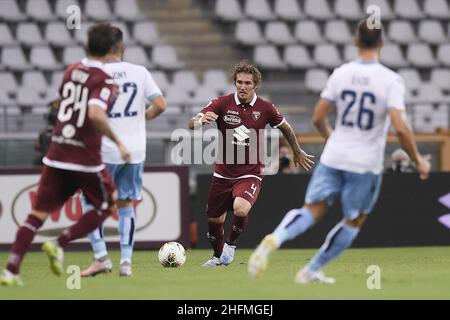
[
  {"xmin": 312, "ymin": 98, "xmax": 335, "ymax": 141},
  {"xmin": 188, "ymin": 112, "xmax": 218, "ymax": 130},
  {"xmin": 88, "ymin": 105, "xmax": 131, "ymax": 162},
  {"xmin": 145, "ymin": 96, "xmax": 167, "ymax": 120},
  {"xmin": 278, "ymin": 121, "xmax": 314, "ymax": 171},
  {"xmin": 390, "ymin": 109, "xmax": 431, "ymax": 180}
]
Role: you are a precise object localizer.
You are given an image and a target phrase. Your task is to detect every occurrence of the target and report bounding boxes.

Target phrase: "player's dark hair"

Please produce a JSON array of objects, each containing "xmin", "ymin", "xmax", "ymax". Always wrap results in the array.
[
  {"xmin": 356, "ymin": 18, "xmax": 383, "ymax": 49},
  {"xmin": 232, "ymin": 61, "xmax": 262, "ymax": 86},
  {"xmin": 110, "ymin": 26, "xmax": 124, "ymax": 54},
  {"xmin": 87, "ymin": 23, "xmax": 116, "ymax": 57}
]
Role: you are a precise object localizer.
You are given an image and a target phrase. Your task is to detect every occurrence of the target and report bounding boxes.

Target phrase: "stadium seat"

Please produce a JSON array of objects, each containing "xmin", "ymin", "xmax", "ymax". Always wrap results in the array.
[
  {"xmin": 50, "ymin": 71, "xmax": 64, "ymax": 89},
  {"xmin": 304, "ymin": 0, "xmax": 334, "ymax": 20},
  {"xmin": 191, "ymin": 86, "xmax": 219, "ymax": 106},
  {"xmin": 363, "ymin": 0, "xmax": 395, "ymax": 20},
  {"xmin": 284, "ymin": 45, "xmax": 315, "ymax": 69},
  {"xmin": 394, "ymin": 0, "xmax": 424, "ymax": 20},
  {"xmin": 173, "ymin": 70, "xmax": 200, "ymax": 93},
  {"xmin": 85, "ymin": 0, "xmax": 115, "ymax": 21},
  {"xmin": 412, "ymin": 83, "xmax": 444, "ymax": 103},
  {"xmin": 398, "ymin": 68, "xmax": 422, "ymax": 91},
  {"xmin": 407, "ymin": 44, "xmax": 437, "ymax": 68},
  {"xmin": 430, "ymin": 69, "xmax": 450, "ymax": 91},
  {"xmin": 45, "ymin": 22, "xmax": 75, "ymax": 46},
  {"xmin": 314, "ymin": 44, "xmax": 342, "ymax": 68},
  {"xmin": 203, "ymin": 69, "xmax": 230, "ymax": 92},
  {"xmin": 165, "ymin": 86, "xmax": 191, "ymax": 107},
  {"xmin": 215, "ymin": 0, "xmax": 245, "ymax": 21},
  {"xmin": 413, "ymin": 104, "xmax": 449, "ymax": 132},
  {"xmin": 16, "ymin": 87, "xmax": 47, "ymax": 107},
  {"xmin": 343, "ymin": 44, "xmax": 358, "ymax": 62},
  {"xmin": 0, "ymin": 90, "xmax": 16, "ymax": 107},
  {"xmin": 55, "ymin": 0, "xmax": 81, "ymax": 20},
  {"xmin": 1, "ymin": 47, "xmax": 32, "ymax": 71},
  {"xmin": 294, "ymin": 20, "xmax": 324, "ymax": 45},
  {"xmin": 334, "ymin": 0, "xmax": 363, "ymax": 20},
  {"xmin": 388, "ymin": 21, "xmax": 417, "ymax": 44},
  {"xmin": 114, "ymin": 0, "xmax": 144, "ymax": 21},
  {"xmin": 0, "ymin": 72, "xmax": 19, "ymax": 93},
  {"xmin": 424, "ymin": 0, "xmax": 450, "ymax": 19},
  {"xmin": 245, "ymin": 0, "xmax": 276, "ymax": 21},
  {"xmin": 274, "ymin": 0, "xmax": 304, "ymax": 21},
  {"xmin": 437, "ymin": 44, "xmax": 450, "ymax": 67},
  {"xmin": 254, "ymin": 45, "xmax": 286, "ymax": 70},
  {"xmin": 30, "ymin": 46, "xmax": 62, "ymax": 71},
  {"xmin": 62, "ymin": 46, "xmax": 86, "ymax": 66},
  {"xmin": 0, "ymin": 0, "xmax": 27, "ymax": 21},
  {"xmin": 123, "ymin": 47, "xmax": 153, "ymax": 68},
  {"xmin": 265, "ymin": 22, "xmax": 296, "ymax": 45},
  {"xmin": 110, "ymin": 21, "xmax": 134, "ymax": 45},
  {"xmin": 0, "ymin": 24, "xmax": 17, "ymax": 46},
  {"xmin": 133, "ymin": 22, "xmax": 161, "ymax": 47},
  {"xmin": 152, "ymin": 45, "xmax": 184, "ymax": 70},
  {"xmin": 17, "ymin": 23, "xmax": 45, "ymax": 46},
  {"xmin": 324, "ymin": 20, "xmax": 353, "ymax": 44},
  {"xmin": 418, "ymin": 20, "xmax": 447, "ymax": 45},
  {"xmin": 380, "ymin": 44, "xmax": 408, "ymax": 68},
  {"xmin": 26, "ymin": 0, "xmax": 56, "ymax": 21},
  {"xmin": 149, "ymin": 71, "xmax": 170, "ymax": 92},
  {"xmin": 235, "ymin": 21, "xmax": 266, "ymax": 46},
  {"xmin": 305, "ymin": 69, "xmax": 329, "ymax": 93},
  {"xmin": 22, "ymin": 71, "xmax": 48, "ymax": 94}
]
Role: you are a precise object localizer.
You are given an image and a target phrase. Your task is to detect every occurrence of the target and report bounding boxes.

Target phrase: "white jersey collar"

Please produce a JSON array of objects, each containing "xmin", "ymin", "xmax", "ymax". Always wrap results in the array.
[{"xmin": 234, "ymin": 92, "xmax": 257, "ymax": 107}]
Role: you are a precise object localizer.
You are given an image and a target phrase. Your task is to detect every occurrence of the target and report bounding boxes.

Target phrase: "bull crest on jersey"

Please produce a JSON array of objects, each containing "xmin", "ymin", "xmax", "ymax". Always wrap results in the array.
[{"xmin": 252, "ymin": 111, "xmax": 261, "ymax": 121}]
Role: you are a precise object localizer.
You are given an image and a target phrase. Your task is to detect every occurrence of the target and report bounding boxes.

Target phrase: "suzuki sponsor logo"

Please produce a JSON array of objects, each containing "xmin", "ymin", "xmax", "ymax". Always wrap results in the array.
[
  {"xmin": 11, "ymin": 183, "xmax": 157, "ymax": 237},
  {"xmin": 233, "ymin": 125, "xmax": 250, "ymax": 142},
  {"xmin": 223, "ymin": 114, "xmax": 241, "ymax": 125}
]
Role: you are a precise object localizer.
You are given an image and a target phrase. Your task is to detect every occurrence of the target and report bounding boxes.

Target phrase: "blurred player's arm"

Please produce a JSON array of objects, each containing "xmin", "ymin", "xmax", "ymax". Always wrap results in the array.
[
  {"xmin": 145, "ymin": 95, "xmax": 167, "ymax": 120},
  {"xmin": 390, "ymin": 109, "xmax": 430, "ymax": 179},
  {"xmin": 312, "ymin": 98, "xmax": 335, "ymax": 141},
  {"xmin": 89, "ymin": 105, "xmax": 130, "ymax": 162},
  {"xmin": 278, "ymin": 121, "xmax": 314, "ymax": 171},
  {"xmin": 188, "ymin": 112, "xmax": 218, "ymax": 130}
]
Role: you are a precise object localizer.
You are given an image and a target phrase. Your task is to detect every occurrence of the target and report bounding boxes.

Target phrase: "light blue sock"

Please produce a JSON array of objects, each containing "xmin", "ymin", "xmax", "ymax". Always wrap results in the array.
[
  {"xmin": 88, "ymin": 226, "xmax": 108, "ymax": 260},
  {"xmin": 273, "ymin": 207, "xmax": 315, "ymax": 246},
  {"xmin": 306, "ymin": 221, "xmax": 359, "ymax": 272},
  {"xmin": 81, "ymin": 195, "xmax": 108, "ymax": 260},
  {"xmin": 119, "ymin": 206, "xmax": 135, "ymax": 264}
]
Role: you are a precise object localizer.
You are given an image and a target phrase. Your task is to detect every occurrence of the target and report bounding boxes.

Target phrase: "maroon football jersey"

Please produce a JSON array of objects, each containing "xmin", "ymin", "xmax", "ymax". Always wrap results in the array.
[
  {"xmin": 43, "ymin": 58, "xmax": 117, "ymax": 172},
  {"xmin": 200, "ymin": 92, "xmax": 284, "ymax": 179}
]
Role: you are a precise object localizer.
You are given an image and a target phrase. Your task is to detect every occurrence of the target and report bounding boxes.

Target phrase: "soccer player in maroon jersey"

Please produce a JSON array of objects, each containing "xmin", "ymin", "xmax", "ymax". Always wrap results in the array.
[
  {"xmin": 189, "ymin": 61, "xmax": 315, "ymax": 266},
  {"xmin": 0, "ymin": 23, "xmax": 130, "ymax": 286}
]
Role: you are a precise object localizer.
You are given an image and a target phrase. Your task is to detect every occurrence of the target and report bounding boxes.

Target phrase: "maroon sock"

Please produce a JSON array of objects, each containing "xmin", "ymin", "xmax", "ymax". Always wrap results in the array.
[
  {"xmin": 6, "ymin": 214, "xmax": 44, "ymax": 274},
  {"xmin": 207, "ymin": 221, "xmax": 224, "ymax": 258},
  {"xmin": 57, "ymin": 210, "xmax": 110, "ymax": 247},
  {"xmin": 227, "ymin": 215, "xmax": 249, "ymax": 245}
]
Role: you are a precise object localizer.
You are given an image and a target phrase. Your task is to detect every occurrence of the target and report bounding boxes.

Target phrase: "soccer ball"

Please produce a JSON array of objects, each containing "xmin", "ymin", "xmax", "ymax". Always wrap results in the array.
[{"xmin": 158, "ymin": 242, "xmax": 186, "ymax": 268}]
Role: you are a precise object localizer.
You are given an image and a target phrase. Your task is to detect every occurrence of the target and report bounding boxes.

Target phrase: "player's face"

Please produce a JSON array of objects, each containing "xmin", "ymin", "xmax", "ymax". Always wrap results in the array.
[{"xmin": 235, "ymin": 73, "xmax": 256, "ymax": 104}]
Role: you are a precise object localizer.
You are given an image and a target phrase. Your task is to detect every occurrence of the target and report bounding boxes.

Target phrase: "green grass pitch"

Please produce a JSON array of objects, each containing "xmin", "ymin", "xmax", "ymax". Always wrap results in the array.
[{"xmin": 1, "ymin": 247, "xmax": 449, "ymax": 299}]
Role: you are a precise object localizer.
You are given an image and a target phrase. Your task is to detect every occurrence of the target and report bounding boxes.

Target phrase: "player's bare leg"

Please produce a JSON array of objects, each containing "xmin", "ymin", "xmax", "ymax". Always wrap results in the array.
[
  {"xmin": 295, "ymin": 214, "xmax": 367, "ymax": 284},
  {"xmin": 221, "ymin": 197, "xmax": 251, "ymax": 265},
  {"xmin": 248, "ymin": 202, "xmax": 327, "ymax": 278},
  {"xmin": 202, "ymin": 212, "xmax": 226, "ymax": 267}
]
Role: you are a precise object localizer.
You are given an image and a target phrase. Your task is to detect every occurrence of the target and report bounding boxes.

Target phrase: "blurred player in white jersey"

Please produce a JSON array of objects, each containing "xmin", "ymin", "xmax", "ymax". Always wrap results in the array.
[
  {"xmin": 81, "ymin": 26, "xmax": 166, "ymax": 277},
  {"xmin": 248, "ymin": 18, "xmax": 431, "ymax": 283}
]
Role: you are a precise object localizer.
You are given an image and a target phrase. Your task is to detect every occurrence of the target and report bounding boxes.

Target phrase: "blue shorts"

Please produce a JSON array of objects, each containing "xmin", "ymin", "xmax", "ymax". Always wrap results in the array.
[
  {"xmin": 105, "ymin": 162, "xmax": 144, "ymax": 201},
  {"xmin": 305, "ymin": 163, "xmax": 382, "ymax": 220}
]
